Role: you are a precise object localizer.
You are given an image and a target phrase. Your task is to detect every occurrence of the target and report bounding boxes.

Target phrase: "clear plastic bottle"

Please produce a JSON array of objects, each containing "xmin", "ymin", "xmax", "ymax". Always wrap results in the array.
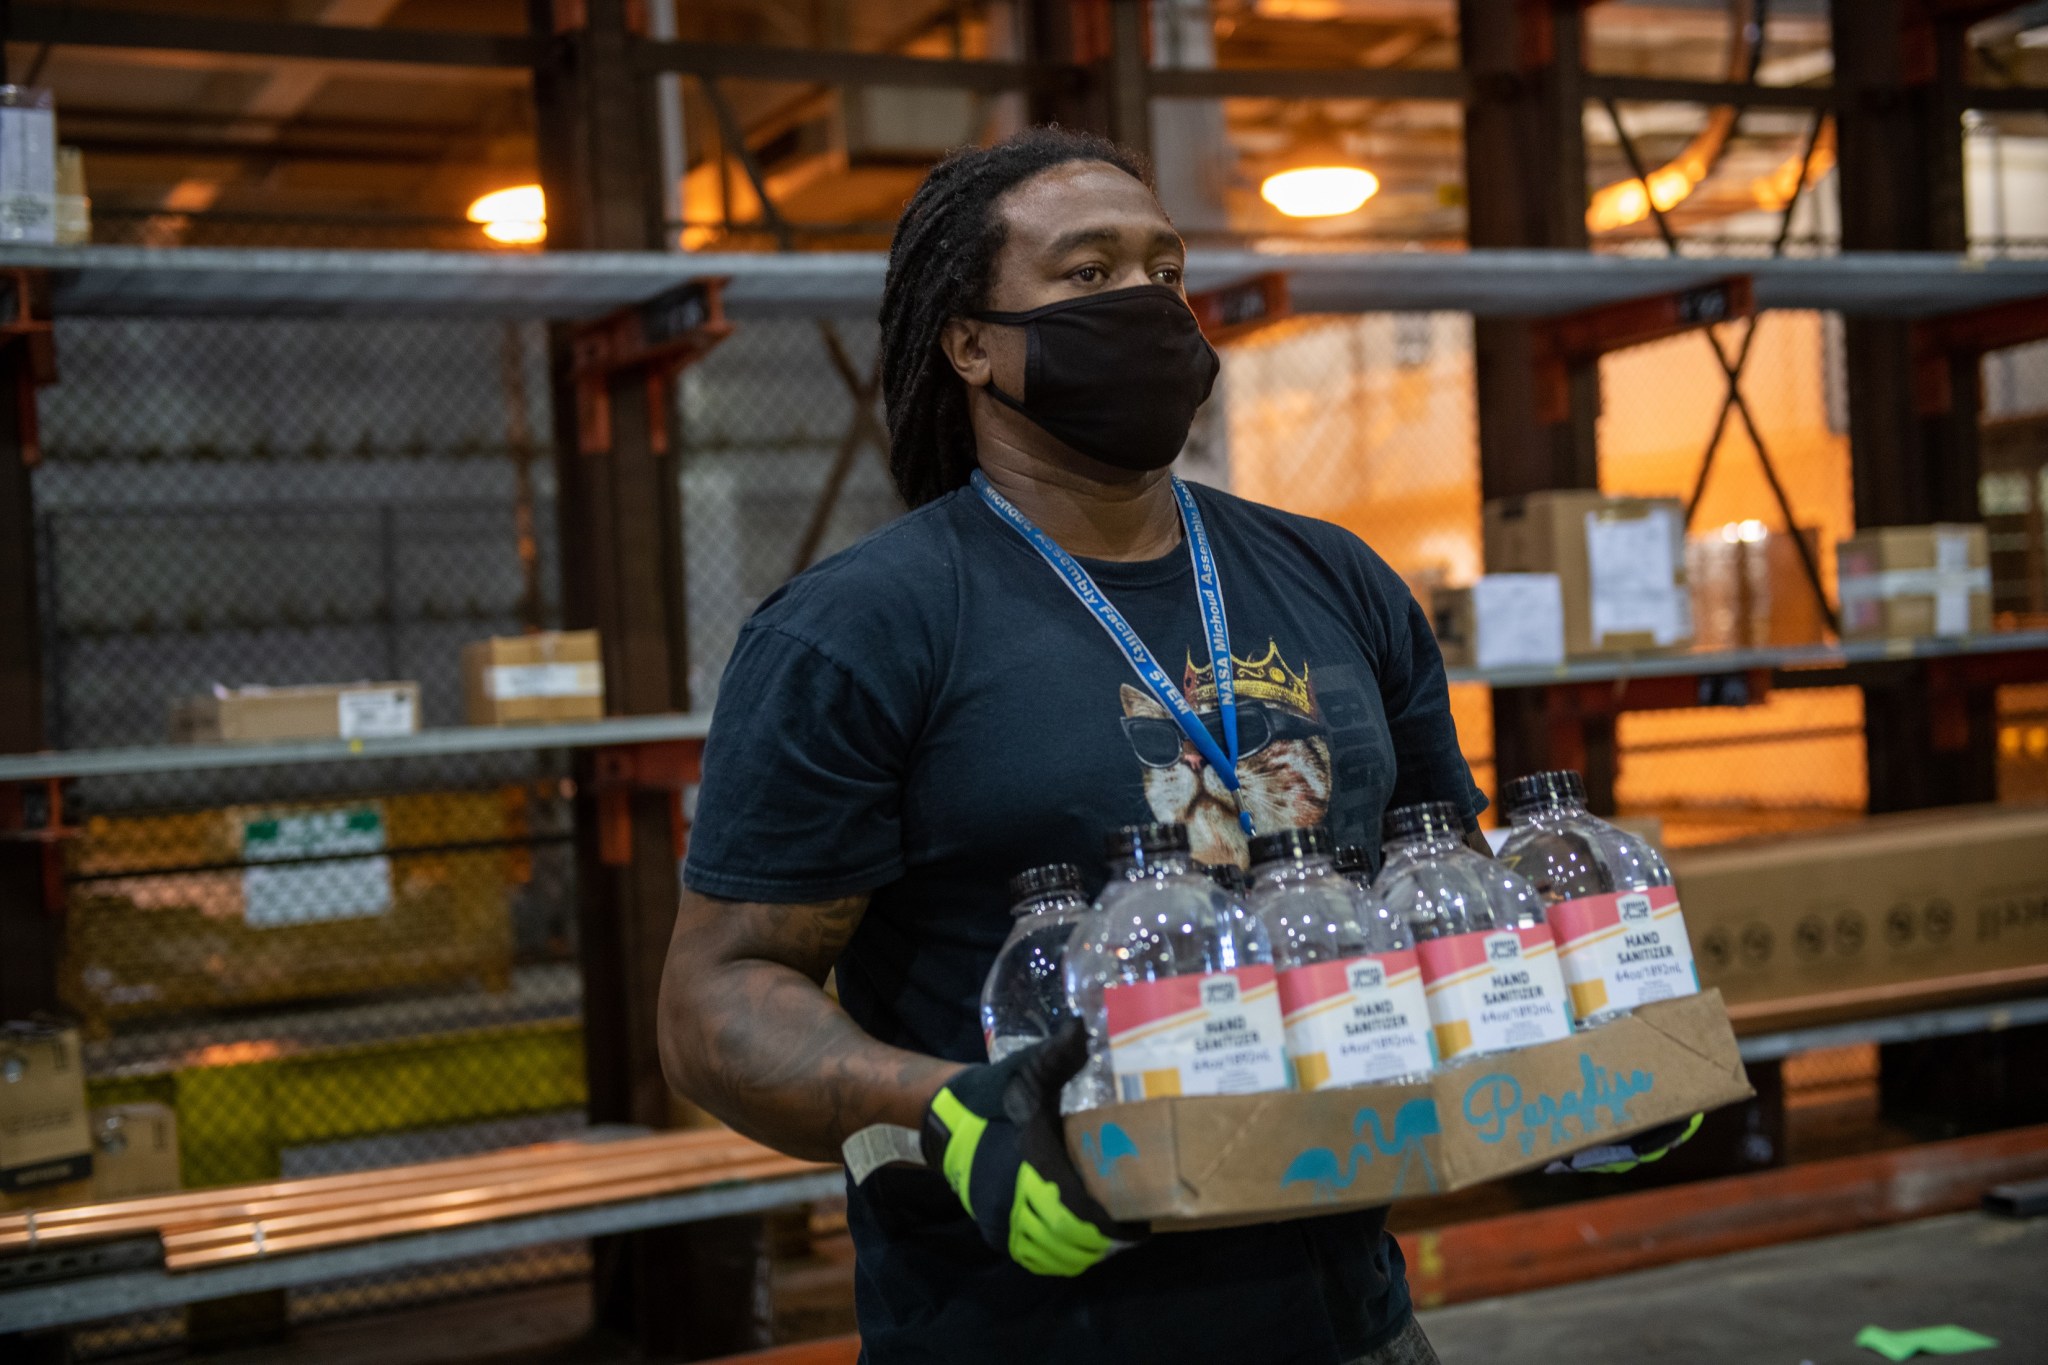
[
  {"xmin": 1497, "ymin": 770, "xmax": 1698, "ymax": 1026},
  {"xmin": 980, "ymin": 863, "xmax": 1090, "ymax": 1062},
  {"xmin": 1375, "ymin": 801, "xmax": 1575, "ymax": 1064},
  {"xmin": 1247, "ymin": 827, "xmax": 1434, "ymax": 1089},
  {"xmin": 1063, "ymin": 822, "xmax": 1290, "ymax": 1110}
]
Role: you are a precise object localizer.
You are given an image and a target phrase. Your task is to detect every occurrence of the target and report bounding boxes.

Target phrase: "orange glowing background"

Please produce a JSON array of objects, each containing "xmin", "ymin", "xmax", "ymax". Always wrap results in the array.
[{"xmin": 1219, "ymin": 307, "xmax": 1866, "ymax": 838}]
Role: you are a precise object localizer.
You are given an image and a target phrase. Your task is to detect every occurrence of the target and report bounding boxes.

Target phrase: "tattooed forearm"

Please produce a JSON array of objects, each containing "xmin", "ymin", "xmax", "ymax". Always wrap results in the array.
[{"xmin": 658, "ymin": 889, "xmax": 964, "ymax": 1163}]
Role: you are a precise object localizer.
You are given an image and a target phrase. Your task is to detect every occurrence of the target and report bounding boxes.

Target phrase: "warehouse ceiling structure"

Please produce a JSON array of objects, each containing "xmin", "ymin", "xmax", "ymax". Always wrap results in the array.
[{"xmin": 9, "ymin": 0, "xmax": 2048, "ymax": 252}]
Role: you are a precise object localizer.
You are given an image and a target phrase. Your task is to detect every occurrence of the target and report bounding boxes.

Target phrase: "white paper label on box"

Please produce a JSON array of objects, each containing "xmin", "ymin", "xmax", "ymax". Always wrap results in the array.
[
  {"xmin": 1547, "ymin": 885, "xmax": 1699, "ymax": 1021},
  {"xmin": 485, "ymin": 662, "xmax": 602, "ymax": 701},
  {"xmin": 0, "ymin": 98, "xmax": 57, "ymax": 244},
  {"xmin": 1471, "ymin": 574, "xmax": 1567, "ymax": 670},
  {"xmin": 1416, "ymin": 924, "xmax": 1574, "ymax": 1062},
  {"xmin": 1277, "ymin": 950, "xmax": 1436, "ymax": 1089},
  {"xmin": 241, "ymin": 808, "xmax": 392, "ymax": 928},
  {"xmin": 1103, "ymin": 967, "xmax": 1289, "ymax": 1100},
  {"xmin": 1584, "ymin": 509, "xmax": 1687, "ymax": 646},
  {"xmin": 336, "ymin": 688, "xmax": 416, "ymax": 740},
  {"xmin": 1838, "ymin": 566, "xmax": 1990, "ymax": 637}
]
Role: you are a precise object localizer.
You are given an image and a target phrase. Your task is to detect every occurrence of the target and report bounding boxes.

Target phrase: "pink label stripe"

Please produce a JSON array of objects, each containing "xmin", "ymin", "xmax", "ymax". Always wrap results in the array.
[
  {"xmin": 1104, "ymin": 966, "xmax": 1277, "ymax": 1039},
  {"xmin": 1416, "ymin": 930, "xmax": 1492, "ymax": 980},
  {"xmin": 1548, "ymin": 886, "xmax": 1680, "ymax": 945},
  {"xmin": 1420, "ymin": 926, "xmax": 1556, "ymax": 994},
  {"xmin": 1283, "ymin": 992, "xmax": 1364, "ymax": 1027},
  {"xmin": 1106, "ymin": 1003, "xmax": 1207, "ymax": 1047},
  {"xmin": 1275, "ymin": 951, "xmax": 1419, "ymax": 1013},
  {"xmin": 1103, "ymin": 974, "xmax": 1204, "ymax": 1035}
]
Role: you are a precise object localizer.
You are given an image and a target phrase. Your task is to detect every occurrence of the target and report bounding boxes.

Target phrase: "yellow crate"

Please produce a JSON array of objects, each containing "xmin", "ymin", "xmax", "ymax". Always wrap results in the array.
[{"xmin": 62, "ymin": 791, "xmax": 518, "ymax": 1032}]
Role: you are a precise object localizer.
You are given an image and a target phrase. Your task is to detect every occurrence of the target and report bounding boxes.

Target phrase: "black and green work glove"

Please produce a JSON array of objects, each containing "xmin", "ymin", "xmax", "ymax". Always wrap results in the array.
[
  {"xmin": 1548, "ymin": 1112, "xmax": 1705, "ymax": 1175},
  {"xmin": 921, "ymin": 1021, "xmax": 1147, "ymax": 1277}
]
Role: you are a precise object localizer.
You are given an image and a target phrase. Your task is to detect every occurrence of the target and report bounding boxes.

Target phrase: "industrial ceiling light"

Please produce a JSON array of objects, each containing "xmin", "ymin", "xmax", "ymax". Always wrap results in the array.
[
  {"xmin": 468, "ymin": 184, "xmax": 545, "ymax": 245},
  {"xmin": 1262, "ymin": 165, "xmax": 1380, "ymax": 219},
  {"xmin": 1259, "ymin": 116, "xmax": 1379, "ymax": 219}
]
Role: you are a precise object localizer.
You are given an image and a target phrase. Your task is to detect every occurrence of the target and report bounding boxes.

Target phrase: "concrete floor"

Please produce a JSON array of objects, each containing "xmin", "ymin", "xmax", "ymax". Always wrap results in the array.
[{"xmin": 1418, "ymin": 1212, "xmax": 2046, "ymax": 1365}]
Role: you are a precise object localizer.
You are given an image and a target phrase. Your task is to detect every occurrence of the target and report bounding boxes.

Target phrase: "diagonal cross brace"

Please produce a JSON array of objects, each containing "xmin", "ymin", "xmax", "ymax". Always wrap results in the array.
[
  {"xmin": 1602, "ymin": 97, "xmax": 1839, "ymax": 636},
  {"xmin": 789, "ymin": 321, "xmax": 891, "ymax": 578}
]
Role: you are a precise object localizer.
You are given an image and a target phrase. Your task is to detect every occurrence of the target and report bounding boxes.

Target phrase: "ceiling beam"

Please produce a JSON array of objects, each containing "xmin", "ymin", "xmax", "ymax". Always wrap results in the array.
[
  {"xmin": 7, "ymin": 4, "xmax": 538, "ymax": 69},
  {"xmin": 631, "ymin": 37, "xmax": 1076, "ymax": 93},
  {"xmin": 1148, "ymin": 64, "xmax": 1467, "ymax": 101}
]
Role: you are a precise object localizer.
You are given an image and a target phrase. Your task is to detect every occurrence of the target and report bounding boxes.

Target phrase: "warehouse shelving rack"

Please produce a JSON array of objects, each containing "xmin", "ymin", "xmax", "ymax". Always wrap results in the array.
[{"xmin": 5, "ymin": 239, "xmax": 2048, "ymax": 1348}]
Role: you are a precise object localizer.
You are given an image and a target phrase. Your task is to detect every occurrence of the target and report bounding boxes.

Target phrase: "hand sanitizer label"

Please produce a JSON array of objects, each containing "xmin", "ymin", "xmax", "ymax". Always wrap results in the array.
[
  {"xmin": 1416, "ymin": 924, "xmax": 1574, "ymax": 1061},
  {"xmin": 1103, "ymin": 967, "xmax": 1289, "ymax": 1100},
  {"xmin": 1277, "ymin": 950, "xmax": 1435, "ymax": 1088}
]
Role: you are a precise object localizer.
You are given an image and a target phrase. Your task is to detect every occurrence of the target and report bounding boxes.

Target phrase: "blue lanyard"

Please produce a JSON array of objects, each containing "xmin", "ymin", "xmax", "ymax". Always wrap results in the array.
[{"xmin": 972, "ymin": 471, "xmax": 1252, "ymax": 837}]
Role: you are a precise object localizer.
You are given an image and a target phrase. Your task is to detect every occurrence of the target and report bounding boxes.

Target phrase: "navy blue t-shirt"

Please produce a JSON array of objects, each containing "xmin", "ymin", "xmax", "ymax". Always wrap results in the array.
[{"xmin": 684, "ymin": 481, "xmax": 1485, "ymax": 1365}]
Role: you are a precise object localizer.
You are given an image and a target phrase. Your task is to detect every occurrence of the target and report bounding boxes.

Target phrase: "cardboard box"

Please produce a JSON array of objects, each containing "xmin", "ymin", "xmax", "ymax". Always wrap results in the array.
[
  {"xmin": 1430, "ymin": 575, "xmax": 1567, "ymax": 670},
  {"xmin": 62, "ymin": 790, "xmax": 516, "ymax": 1031},
  {"xmin": 0, "ymin": 1023, "xmax": 92, "ymax": 1204},
  {"xmin": 1668, "ymin": 804, "xmax": 2048, "ymax": 1016},
  {"xmin": 1836, "ymin": 524, "xmax": 1992, "ymax": 640},
  {"xmin": 1065, "ymin": 991, "xmax": 1748, "ymax": 1227},
  {"xmin": 89, "ymin": 1103, "xmax": 180, "ymax": 1201},
  {"xmin": 1688, "ymin": 525, "xmax": 1827, "ymax": 651},
  {"xmin": 463, "ymin": 631, "xmax": 604, "ymax": 726},
  {"xmin": 172, "ymin": 682, "xmax": 420, "ymax": 744},
  {"xmin": 1484, "ymin": 492, "xmax": 1694, "ymax": 657}
]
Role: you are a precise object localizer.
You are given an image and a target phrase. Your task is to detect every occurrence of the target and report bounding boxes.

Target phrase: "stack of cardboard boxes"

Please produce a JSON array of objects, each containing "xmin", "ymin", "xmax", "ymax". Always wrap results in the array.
[
  {"xmin": 1, "ymin": 1023, "xmax": 180, "ymax": 1211},
  {"xmin": 1435, "ymin": 492, "xmax": 1695, "ymax": 669}
]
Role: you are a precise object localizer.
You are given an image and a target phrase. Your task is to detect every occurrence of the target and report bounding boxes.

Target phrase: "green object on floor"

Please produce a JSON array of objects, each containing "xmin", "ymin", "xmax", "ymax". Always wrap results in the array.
[{"xmin": 1854, "ymin": 1325, "xmax": 2000, "ymax": 1361}]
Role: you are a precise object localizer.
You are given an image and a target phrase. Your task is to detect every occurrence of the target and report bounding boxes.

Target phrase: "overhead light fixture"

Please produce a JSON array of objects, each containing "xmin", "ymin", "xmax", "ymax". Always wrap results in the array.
[
  {"xmin": 1259, "ymin": 115, "xmax": 1379, "ymax": 220},
  {"xmin": 467, "ymin": 184, "xmax": 545, "ymax": 245},
  {"xmin": 1262, "ymin": 165, "xmax": 1380, "ymax": 219},
  {"xmin": 1586, "ymin": 107, "xmax": 1736, "ymax": 234}
]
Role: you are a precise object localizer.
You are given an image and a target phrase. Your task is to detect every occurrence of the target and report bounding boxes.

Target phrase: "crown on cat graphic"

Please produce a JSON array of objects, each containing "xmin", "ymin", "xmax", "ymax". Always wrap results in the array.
[{"xmin": 1183, "ymin": 640, "xmax": 1314, "ymax": 717}]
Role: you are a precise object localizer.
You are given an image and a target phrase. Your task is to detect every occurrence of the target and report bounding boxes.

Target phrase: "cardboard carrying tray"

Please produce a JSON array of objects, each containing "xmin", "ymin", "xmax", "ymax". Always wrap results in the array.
[{"xmin": 1063, "ymin": 990, "xmax": 1749, "ymax": 1228}]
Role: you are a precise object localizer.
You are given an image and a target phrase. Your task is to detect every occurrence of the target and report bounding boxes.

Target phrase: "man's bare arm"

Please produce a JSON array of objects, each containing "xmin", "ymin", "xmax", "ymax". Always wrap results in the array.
[{"xmin": 658, "ymin": 888, "xmax": 965, "ymax": 1163}]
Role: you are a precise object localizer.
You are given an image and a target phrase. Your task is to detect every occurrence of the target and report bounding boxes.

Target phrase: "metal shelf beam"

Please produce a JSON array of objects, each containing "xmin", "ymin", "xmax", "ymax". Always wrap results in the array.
[
  {"xmin": 1445, "ymin": 628, "xmax": 2048, "ymax": 688},
  {"xmin": 0, "ymin": 713, "xmax": 710, "ymax": 782},
  {"xmin": 1737, "ymin": 995, "xmax": 2048, "ymax": 1063},
  {"xmin": 12, "ymin": 246, "xmax": 2048, "ymax": 323}
]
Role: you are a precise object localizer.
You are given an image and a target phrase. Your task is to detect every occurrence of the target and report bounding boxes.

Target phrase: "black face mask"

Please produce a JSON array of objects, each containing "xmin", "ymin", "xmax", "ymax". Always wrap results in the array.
[{"xmin": 970, "ymin": 284, "xmax": 1221, "ymax": 471}]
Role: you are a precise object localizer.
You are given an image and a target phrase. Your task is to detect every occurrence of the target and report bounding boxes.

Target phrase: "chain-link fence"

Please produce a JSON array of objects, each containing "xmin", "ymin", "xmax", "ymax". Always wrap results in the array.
[{"xmin": 31, "ymin": 315, "xmax": 588, "ymax": 1353}]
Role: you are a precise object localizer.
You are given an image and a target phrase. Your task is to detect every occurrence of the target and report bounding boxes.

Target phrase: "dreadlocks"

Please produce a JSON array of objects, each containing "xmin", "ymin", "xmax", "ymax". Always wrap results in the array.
[{"xmin": 880, "ymin": 127, "xmax": 1148, "ymax": 508}]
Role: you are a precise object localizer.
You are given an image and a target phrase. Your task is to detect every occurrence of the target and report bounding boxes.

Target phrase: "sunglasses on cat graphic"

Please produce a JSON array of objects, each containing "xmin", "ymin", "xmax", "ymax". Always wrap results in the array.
[{"xmin": 1120, "ymin": 704, "xmax": 1324, "ymax": 770}]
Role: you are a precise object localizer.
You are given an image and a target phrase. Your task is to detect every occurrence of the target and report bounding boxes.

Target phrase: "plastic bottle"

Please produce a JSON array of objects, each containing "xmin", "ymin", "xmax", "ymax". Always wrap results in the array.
[
  {"xmin": 1063, "ymin": 823, "xmax": 1290, "ymax": 1109},
  {"xmin": 1375, "ymin": 801, "xmax": 1575, "ymax": 1064},
  {"xmin": 1497, "ymin": 770, "xmax": 1698, "ymax": 1026},
  {"xmin": 1247, "ymin": 828, "xmax": 1434, "ymax": 1089},
  {"xmin": 980, "ymin": 863, "xmax": 1091, "ymax": 1062}
]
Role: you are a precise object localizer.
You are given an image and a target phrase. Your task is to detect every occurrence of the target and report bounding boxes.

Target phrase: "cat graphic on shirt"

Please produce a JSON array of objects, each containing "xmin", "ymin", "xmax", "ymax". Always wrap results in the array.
[{"xmin": 1118, "ymin": 640, "xmax": 1333, "ymax": 868}]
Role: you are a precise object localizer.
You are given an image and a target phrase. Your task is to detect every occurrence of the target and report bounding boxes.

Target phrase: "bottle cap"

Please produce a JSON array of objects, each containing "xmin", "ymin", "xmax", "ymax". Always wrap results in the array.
[
  {"xmin": 1247, "ymin": 826, "xmax": 1332, "ymax": 867},
  {"xmin": 1102, "ymin": 822, "xmax": 1191, "ymax": 862},
  {"xmin": 1502, "ymin": 770, "xmax": 1587, "ymax": 818},
  {"xmin": 1332, "ymin": 845, "xmax": 1371, "ymax": 877},
  {"xmin": 1007, "ymin": 862, "xmax": 1083, "ymax": 905},
  {"xmin": 1382, "ymin": 801, "xmax": 1465, "ymax": 845},
  {"xmin": 1203, "ymin": 863, "xmax": 1248, "ymax": 894}
]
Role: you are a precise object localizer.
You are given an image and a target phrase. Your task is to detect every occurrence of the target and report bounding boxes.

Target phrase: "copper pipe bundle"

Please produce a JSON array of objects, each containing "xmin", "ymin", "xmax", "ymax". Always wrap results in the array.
[{"xmin": 0, "ymin": 1128, "xmax": 830, "ymax": 1271}]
